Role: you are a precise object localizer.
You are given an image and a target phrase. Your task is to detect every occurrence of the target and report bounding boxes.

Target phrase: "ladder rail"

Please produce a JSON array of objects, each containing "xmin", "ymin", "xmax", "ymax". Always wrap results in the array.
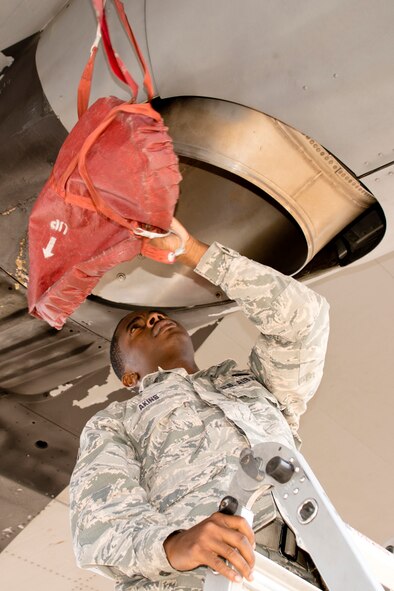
[{"xmin": 203, "ymin": 442, "xmax": 394, "ymax": 591}]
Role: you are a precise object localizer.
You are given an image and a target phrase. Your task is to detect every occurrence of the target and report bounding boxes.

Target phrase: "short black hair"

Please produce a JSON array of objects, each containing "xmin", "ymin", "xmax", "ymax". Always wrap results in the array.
[{"xmin": 110, "ymin": 319, "xmax": 125, "ymax": 380}]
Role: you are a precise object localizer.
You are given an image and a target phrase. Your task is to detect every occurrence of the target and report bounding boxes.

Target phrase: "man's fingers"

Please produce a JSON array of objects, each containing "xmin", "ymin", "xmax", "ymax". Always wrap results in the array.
[
  {"xmin": 205, "ymin": 515, "xmax": 255, "ymax": 581},
  {"xmin": 163, "ymin": 512, "xmax": 256, "ymax": 578},
  {"xmin": 212, "ymin": 513, "xmax": 255, "ymax": 548},
  {"xmin": 205, "ymin": 551, "xmax": 245, "ymax": 583},
  {"xmin": 223, "ymin": 530, "xmax": 255, "ymax": 570},
  {"xmin": 170, "ymin": 218, "xmax": 189, "ymax": 243},
  {"xmin": 209, "ymin": 537, "xmax": 254, "ymax": 581}
]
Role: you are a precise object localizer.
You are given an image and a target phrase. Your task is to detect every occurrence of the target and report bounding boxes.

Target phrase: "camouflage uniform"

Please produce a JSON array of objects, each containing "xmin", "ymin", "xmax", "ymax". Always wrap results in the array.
[{"xmin": 70, "ymin": 243, "xmax": 330, "ymax": 591}]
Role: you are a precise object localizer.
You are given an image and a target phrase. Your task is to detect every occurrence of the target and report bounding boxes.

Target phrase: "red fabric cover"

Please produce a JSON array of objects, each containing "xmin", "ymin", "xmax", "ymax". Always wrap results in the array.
[{"xmin": 28, "ymin": 97, "xmax": 181, "ymax": 329}]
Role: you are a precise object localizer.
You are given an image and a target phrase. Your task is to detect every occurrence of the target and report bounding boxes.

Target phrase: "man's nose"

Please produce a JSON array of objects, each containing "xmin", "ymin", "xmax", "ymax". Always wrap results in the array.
[{"xmin": 147, "ymin": 311, "xmax": 165, "ymax": 328}]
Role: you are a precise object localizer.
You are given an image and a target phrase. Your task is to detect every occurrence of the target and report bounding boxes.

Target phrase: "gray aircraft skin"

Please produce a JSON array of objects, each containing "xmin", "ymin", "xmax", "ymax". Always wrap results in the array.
[{"xmin": 0, "ymin": 0, "xmax": 393, "ymax": 555}]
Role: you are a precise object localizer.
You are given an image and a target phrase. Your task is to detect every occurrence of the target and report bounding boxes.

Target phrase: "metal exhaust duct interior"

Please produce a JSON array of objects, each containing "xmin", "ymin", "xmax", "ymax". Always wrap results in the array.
[{"xmin": 93, "ymin": 96, "xmax": 375, "ymax": 308}]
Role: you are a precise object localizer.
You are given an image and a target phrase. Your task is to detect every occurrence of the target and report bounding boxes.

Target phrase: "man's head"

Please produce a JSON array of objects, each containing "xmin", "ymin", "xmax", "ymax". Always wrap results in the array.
[{"xmin": 110, "ymin": 310, "xmax": 198, "ymax": 387}]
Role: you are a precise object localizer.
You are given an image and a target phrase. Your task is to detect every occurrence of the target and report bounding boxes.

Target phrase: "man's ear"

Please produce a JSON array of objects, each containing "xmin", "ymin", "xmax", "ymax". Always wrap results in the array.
[{"xmin": 122, "ymin": 371, "xmax": 140, "ymax": 388}]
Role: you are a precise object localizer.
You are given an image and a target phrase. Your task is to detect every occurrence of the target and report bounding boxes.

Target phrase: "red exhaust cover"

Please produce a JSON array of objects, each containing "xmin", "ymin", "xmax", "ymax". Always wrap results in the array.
[{"xmin": 27, "ymin": 97, "xmax": 181, "ymax": 329}]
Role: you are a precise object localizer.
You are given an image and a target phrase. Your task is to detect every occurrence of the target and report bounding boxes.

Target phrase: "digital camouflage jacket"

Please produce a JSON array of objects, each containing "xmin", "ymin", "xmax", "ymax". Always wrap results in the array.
[{"xmin": 70, "ymin": 242, "xmax": 330, "ymax": 591}]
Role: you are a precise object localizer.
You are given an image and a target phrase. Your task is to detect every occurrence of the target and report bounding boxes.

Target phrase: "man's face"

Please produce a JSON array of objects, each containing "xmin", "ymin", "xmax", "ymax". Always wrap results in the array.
[{"xmin": 116, "ymin": 310, "xmax": 195, "ymax": 382}]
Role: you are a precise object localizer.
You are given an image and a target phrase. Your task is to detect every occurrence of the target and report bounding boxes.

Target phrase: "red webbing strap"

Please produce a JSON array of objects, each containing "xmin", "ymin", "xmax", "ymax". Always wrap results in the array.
[
  {"xmin": 99, "ymin": 6, "xmax": 127, "ymax": 84},
  {"xmin": 77, "ymin": 45, "xmax": 98, "ymax": 119},
  {"xmin": 140, "ymin": 240, "xmax": 175, "ymax": 264},
  {"xmin": 99, "ymin": 6, "xmax": 140, "ymax": 97},
  {"xmin": 113, "ymin": 0, "xmax": 154, "ymax": 101},
  {"xmin": 78, "ymin": 0, "xmax": 155, "ymax": 117},
  {"xmin": 60, "ymin": 103, "xmax": 162, "ymax": 231}
]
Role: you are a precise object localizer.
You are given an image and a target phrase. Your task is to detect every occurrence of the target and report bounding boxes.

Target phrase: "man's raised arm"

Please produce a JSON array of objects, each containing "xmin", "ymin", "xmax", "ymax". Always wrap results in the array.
[
  {"xmin": 193, "ymin": 241, "xmax": 330, "ymax": 437},
  {"xmin": 153, "ymin": 220, "xmax": 329, "ymax": 437}
]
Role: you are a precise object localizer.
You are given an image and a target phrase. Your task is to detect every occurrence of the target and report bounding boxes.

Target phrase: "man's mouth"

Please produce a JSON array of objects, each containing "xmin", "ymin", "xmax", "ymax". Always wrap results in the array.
[{"xmin": 152, "ymin": 318, "xmax": 177, "ymax": 338}]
